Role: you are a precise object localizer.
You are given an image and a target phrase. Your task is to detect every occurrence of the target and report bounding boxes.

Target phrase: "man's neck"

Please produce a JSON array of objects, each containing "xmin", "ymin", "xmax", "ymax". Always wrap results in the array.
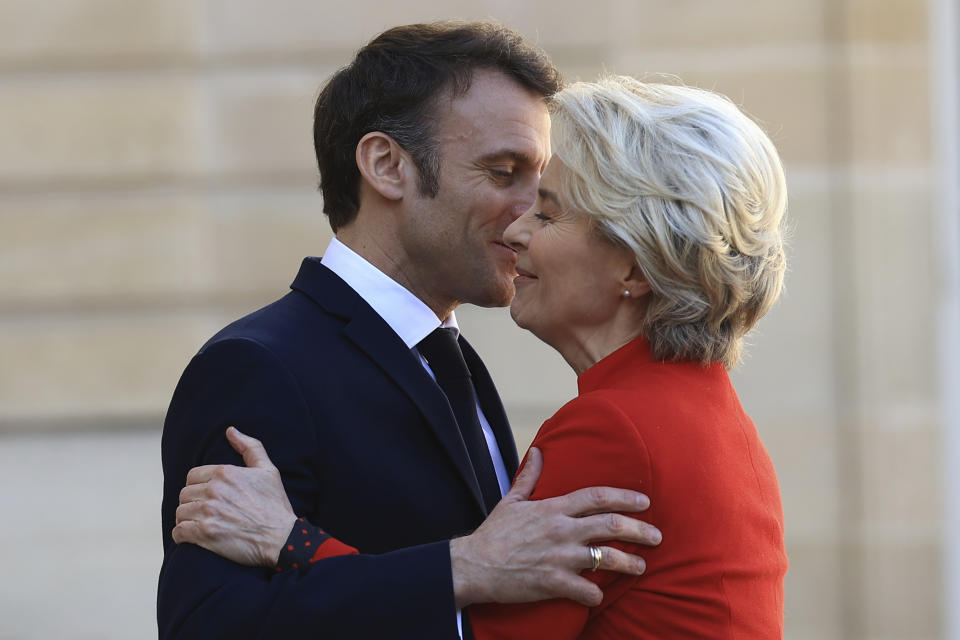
[{"xmin": 335, "ymin": 226, "xmax": 457, "ymax": 322}]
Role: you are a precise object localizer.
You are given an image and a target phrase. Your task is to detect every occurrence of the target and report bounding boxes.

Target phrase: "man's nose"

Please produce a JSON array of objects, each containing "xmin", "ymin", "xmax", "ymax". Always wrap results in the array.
[
  {"xmin": 503, "ymin": 212, "xmax": 528, "ymax": 250},
  {"xmin": 510, "ymin": 181, "xmax": 538, "ymax": 220}
]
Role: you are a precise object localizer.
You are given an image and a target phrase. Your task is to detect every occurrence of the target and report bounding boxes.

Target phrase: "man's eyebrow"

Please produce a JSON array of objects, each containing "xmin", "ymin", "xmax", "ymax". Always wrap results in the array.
[
  {"xmin": 538, "ymin": 187, "xmax": 561, "ymax": 206},
  {"xmin": 477, "ymin": 150, "xmax": 536, "ymax": 166}
]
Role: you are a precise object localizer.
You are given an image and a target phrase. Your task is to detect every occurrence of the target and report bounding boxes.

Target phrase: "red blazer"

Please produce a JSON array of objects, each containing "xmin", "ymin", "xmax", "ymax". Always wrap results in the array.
[{"xmin": 470, "ymin": 337, "xmax": 787, "ymax": 639}]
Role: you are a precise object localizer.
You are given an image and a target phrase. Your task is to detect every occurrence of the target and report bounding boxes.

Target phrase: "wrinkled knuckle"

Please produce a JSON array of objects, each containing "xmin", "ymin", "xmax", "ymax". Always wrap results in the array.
[
  {"xmin": 175, "ymin": 521, "xmax": 193, "ymax": 538},
  {"xmin": 606, "ymin": 514, "xmax": 625, "ymax": 535},
  {"xmin": 602, "ymin": 548, "xmax": 621, "ymax": 570},
  {"xmin": 212, "ymin": 465, "xmax": 232, "ymax": 481},
  {"xmin": 588, "ymin": 486, "xmax": 606, "ymax": 505},
  {"xmin": 547, "ymin": 568, "xmax": 568, "ymax": 589},
  {"xmin": 196, "ymin": 519, "xmax": 218, "ymax": 539},
  {"xmin": 546, "ymin": 518, "xmax": 570, "ymax": 541}
]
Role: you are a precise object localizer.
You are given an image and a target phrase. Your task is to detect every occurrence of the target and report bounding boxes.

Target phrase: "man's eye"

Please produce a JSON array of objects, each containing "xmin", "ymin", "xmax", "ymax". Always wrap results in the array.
[
  {"xmin": 534, "ymin": 212, "xmax": 551, "ymax": 221},
  {"xmin": 490, "ymin": 168, "xmax": 514, "ymax": 179}
]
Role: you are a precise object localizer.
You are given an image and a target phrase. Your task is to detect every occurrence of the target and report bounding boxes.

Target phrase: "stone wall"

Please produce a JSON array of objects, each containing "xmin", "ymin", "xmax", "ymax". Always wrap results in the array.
[{"xmin": 0, "ymin": 1, "xmax": 946, "ymax": 637}]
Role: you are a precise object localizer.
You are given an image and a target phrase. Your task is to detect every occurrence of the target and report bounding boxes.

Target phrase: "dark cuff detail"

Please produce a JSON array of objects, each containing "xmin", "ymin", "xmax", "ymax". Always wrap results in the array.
[{"xmin": 276, "ymin": 517, "xmax": 359, "ymax": 575}]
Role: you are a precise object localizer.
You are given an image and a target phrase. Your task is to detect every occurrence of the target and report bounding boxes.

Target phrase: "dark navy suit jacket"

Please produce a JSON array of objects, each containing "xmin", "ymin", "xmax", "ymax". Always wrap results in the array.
[{"xmin": 158, "ymin": 257, "xmax": 519, "ymax": 639}]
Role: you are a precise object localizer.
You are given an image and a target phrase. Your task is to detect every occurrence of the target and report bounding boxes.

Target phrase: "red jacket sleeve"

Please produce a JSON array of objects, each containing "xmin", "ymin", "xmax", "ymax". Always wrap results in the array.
[{"xmin": 469, "ymin": 393, "xmax": 653, "ymax": 639}]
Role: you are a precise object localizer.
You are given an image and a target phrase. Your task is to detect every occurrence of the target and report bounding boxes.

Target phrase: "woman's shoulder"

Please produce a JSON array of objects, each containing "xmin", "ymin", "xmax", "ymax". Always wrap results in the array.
[
  {"xmin": 530, "ymin": 392, "xmax": 653, "ymax": 500},
  {"xmin": 539, "ymin": 391, "xmax": 645, "ymax": 444}
]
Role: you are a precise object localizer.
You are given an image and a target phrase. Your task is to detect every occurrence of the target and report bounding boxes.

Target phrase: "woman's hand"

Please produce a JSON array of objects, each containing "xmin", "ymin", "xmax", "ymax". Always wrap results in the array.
[{"xmin": 172, "ymin": 427, "xmax": 297, "ymax": 567}]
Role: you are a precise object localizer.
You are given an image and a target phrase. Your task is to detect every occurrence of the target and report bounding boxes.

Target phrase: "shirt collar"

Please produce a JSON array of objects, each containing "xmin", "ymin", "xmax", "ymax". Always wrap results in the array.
[{"xmin": 320, "ymin": 237, "xmax": 458, "ymax": 348}]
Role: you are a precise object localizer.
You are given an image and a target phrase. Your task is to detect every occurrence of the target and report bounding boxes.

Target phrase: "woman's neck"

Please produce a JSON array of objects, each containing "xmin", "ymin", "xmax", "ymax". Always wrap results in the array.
[{"xmin": 547, "ymin": 307, "xmax": 647, "ymax": 376}]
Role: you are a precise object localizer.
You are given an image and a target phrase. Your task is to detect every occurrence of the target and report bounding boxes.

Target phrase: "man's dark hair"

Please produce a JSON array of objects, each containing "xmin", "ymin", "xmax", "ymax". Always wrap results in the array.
[{"xmin": 313, "ymin": 21, "xmax": 563, "ymax": 231}]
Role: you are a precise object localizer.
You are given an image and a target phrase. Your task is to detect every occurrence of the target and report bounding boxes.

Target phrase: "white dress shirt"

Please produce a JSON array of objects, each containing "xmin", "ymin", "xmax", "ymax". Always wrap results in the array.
[{"xmin": 321, "ymin": 237, "xmax": 510, "ymax": 638}]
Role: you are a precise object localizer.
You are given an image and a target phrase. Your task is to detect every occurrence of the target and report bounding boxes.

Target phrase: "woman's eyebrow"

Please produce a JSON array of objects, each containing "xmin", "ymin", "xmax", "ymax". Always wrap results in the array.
[{"xmin": 538, "ymin": 187, "xmax": 561, "ymax": 206}]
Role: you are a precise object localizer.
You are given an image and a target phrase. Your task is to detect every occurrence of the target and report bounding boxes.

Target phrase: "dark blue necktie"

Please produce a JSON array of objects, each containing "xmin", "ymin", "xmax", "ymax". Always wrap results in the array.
[{"xmin": 417, "ymin": 327, "xmax": 501, "ymax": 512}]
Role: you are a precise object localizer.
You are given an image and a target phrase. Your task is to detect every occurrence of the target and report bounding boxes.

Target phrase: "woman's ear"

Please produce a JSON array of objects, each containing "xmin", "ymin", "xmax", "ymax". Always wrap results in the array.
[
  {"xmin": 355, "ymin": 132, "xmax": 409, "ymax": 201},
  {"xmin": 622, "ymin": 264, "xmax": 652, "ymax": 299}
]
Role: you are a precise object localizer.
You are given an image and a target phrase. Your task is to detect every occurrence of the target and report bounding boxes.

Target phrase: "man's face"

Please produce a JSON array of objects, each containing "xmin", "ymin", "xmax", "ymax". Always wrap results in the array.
[{"xmin": 397, "ymin": 69, "xmax": 552, "ymax": 313}]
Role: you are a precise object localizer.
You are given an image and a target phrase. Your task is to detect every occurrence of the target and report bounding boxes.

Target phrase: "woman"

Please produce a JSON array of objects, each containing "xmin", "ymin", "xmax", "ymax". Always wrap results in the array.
[
  {"xmin": 181, "ymin": 76, "xmax": 788, "ymax": 638},
  {"xmin": 468, "ymin": 75, "xmax": 789, "ymax": 638}
]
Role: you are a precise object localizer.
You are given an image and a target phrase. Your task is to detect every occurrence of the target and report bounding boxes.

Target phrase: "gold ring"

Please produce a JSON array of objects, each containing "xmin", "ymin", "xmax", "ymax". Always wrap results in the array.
[{"xmin": 589, "ymin": 545, "xmax": 602, "ymax": 572}]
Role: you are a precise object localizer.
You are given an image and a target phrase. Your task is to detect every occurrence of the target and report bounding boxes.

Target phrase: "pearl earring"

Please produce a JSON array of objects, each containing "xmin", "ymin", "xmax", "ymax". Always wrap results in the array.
[{"xmin": 623, "ymin": 290, "xmax": 631, "ymax": 298}]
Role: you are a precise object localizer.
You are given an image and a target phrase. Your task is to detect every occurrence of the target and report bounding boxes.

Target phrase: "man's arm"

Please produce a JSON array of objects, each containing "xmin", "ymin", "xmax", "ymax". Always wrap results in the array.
[
  {"xmin": 174, "ymin": 428, "xmax": 662, "ymax": 611},
  {"xmin": 159, "ymin": 338, "xmax": 460, "ymax": 639}
]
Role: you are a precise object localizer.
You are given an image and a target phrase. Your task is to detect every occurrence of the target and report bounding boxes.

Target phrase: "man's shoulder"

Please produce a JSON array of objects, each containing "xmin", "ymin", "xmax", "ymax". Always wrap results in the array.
[
  {"xmin": 172, "ymin": 256, "xmax": 416, "ymax": 391},
  {"xmin": 203, "ymin": 291, "xmax": 329, "ymax": 351},
  {"xmin": 198, "ymin": 258, "xmax": 360, "ymax": 356}
]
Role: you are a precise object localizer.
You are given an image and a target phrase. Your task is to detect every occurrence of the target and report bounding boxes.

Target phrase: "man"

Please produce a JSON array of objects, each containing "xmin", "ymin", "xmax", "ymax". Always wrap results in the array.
[{"xmin": 159, "ymin": 21, "xmax": 659, "ymax": 639}]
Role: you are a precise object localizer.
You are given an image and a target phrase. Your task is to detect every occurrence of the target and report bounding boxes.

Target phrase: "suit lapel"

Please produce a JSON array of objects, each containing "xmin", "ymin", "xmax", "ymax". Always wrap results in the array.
[
  {"xmin": 291, "ymin": 258, "xmax": 487, "ymax": 515},
  {"xmin": 461, "ymin": 337, "xmax": 520, "ymax": 478}
]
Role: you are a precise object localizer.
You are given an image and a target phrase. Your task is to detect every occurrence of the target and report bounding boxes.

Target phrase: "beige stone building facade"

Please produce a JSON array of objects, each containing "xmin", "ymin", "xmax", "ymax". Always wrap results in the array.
[{"xmin": 1, "ymin": 1, "xmax": 956, "ymax": 638}]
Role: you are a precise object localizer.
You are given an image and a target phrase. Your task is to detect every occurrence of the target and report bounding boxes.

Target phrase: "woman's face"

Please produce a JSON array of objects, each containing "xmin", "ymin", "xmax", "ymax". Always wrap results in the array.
[{"xmin": 503, "ymin": 159, "xmax": 636, "ymax": 350}]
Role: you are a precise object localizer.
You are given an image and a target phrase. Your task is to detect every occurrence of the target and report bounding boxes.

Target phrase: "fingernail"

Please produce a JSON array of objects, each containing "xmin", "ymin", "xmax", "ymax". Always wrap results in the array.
[
  {"xmin": 637, "ymin": 494, "xmax": 650, "ymax": 509},
  {"xmin": 636, "ymin": 558, "xmax": 646, "ymax": 575},
  {"xmin": 652, "ymin": 528, "xmax": 663, "ymax": 545}
]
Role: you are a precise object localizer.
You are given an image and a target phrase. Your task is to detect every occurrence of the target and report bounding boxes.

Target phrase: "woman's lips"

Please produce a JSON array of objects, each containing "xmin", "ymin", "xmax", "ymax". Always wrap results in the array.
[{"xmin": 515, "ymin": 267, "xmax": 537, "ymax": 281}]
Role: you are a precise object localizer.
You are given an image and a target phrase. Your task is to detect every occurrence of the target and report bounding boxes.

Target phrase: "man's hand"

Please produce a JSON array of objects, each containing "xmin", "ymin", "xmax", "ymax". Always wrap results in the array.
[
  {"xmin": 450, "ymin": 447, "xmax": 661, "ymax": 609},
  {"xmin": 172, "ymin": 427, "xmax": 296, "ymax": 567}
]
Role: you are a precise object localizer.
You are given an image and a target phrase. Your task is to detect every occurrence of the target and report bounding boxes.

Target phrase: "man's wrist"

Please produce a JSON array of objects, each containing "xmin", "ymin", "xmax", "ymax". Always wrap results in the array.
[
  {"xmin": 450, "ymin": 535, "xmax": 482, "ymax": 609},
  {"xmin": 266, "ymin": 513, "xmax": 299, "ymax": 568}
]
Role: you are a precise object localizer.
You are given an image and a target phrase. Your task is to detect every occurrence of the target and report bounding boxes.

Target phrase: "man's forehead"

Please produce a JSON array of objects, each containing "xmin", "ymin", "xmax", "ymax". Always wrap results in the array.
[
  {"xmin": 437, "ymin": 70, "xmax": 549, "ymax": 122},
  {"xmin": 437, "ymin": 110, "xmax": 550, "ymax": 146}
]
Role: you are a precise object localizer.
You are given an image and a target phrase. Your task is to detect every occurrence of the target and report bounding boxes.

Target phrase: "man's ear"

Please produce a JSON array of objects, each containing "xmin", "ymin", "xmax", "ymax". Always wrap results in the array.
[
  {"xmin": 355, "ymin": 132, "xmax": 410, "ymax": 202},
  {"xmin": 622, "ymin": 264, "xmax": 652, "ymax": 299}
]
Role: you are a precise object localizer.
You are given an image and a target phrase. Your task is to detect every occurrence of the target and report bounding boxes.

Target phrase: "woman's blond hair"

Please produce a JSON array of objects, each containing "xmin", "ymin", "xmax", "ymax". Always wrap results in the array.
[{"xmin": 550, "ymin": 76, "xmax": 788, "ymax": 368}]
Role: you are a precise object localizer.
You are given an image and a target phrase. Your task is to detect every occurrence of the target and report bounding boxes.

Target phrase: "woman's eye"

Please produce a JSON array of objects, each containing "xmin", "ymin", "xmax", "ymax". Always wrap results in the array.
[{"xmin": 534, "ymin": 212, "xmax": 551, "ymax": 221}]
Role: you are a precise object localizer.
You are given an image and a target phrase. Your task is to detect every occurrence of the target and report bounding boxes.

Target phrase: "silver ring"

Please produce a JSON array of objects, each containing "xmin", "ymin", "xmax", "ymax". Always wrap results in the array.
[{"xmin": 588, "ymin": 545, "xmax": 602, "ymax": 572}]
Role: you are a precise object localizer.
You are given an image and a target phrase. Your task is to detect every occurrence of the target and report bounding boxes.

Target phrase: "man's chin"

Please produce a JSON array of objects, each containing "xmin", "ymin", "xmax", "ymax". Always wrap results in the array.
[
  {"xmin": 492, "ymin": 280, "xmax": 517, "ymax": 308},
  {"xmin": 467, "ymin": 281, "xmax": 515, "ymax": 309}
]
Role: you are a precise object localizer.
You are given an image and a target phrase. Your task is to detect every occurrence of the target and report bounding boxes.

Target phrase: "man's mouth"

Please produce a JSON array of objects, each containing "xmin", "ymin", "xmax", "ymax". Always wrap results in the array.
[{"xmin": 493, "ymin": 241, "xmax": 518, "ymax": 264}]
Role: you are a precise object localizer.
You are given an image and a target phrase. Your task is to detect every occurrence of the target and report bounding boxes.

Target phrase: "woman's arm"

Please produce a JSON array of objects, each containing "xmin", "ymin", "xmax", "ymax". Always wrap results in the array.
[{"xmin": 174, "ymin": 427, "xmax": 358, "ymax": 570}]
